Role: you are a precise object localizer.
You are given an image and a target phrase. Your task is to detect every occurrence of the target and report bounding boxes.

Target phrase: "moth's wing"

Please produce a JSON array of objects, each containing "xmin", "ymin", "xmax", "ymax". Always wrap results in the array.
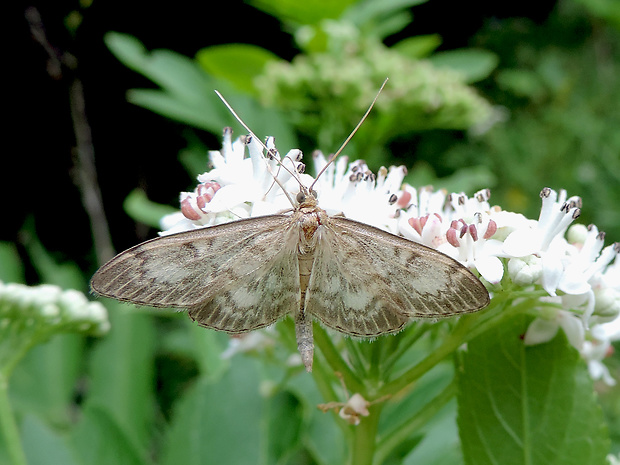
[
  {"xmin": 91, "ymin": 215, "xmax": 301, "ymax": 333},
  {"xmin": 304, "ymin": 216, "xmax": 489, "ymax": 337}
]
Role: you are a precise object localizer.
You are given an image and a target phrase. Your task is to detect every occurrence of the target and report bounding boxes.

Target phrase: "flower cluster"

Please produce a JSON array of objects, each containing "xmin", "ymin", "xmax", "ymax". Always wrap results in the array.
[
  {"xmin": 0, "ymin": 281, "xmax": 110, "ymax": 336},
  {"xmin": 0, "ymin": 281, "xmax": 110, "ymax": 375},
  {"xmin": 161, "ymin": 130, "xmax": 620, "ymax": 384}
]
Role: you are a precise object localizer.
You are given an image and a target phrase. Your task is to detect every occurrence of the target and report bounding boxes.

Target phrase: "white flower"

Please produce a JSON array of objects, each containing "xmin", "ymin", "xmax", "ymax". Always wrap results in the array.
[
  {"xmin": 398, "ymin": 188, "xmax": 504, "ymax": 282},
  {"xmin": 317, "ymin": 393, "xmax": 371, "ymax": 426},
  {"xmin": 607, "ymin": 453, "xmax": 620, "ymax": 465},
  {"xmin": 444, "ymin": 212, "xmax": 504, "ymax": 283},
  {"xmin": 503, "ymin": 187, "xmax": 581, "ymax": 296},
  {"xmin": 220, "ymin": 331, "xmax": 275, "ymax": 360},
  {"xmin": 0, "ymin": 281, "xmax": 110, "ymax": 336},
  {"xmin": 160, "ymin": 128, "xmax": 306, "ymax": 236},
  {"xmin": 310, "ymin": 151, "xmax": 405, "ymax": 233},
  {"xmin": 523, "ymin": 305, "xmax": 585, "ymax": 350},
  {"xmin": 507, "ymin": 255, "xmax": 542, "ymax": 286},
  {"xmin": 338, "ymin": 393, "xmax": 371, "ymax": 425},
  {"xmin": 581, "ymin": 340, "xmax": 616, "ymax": 386},
  {"xmin": 154, "ymin": 130, "xmax": 620, "ymax": 384}
]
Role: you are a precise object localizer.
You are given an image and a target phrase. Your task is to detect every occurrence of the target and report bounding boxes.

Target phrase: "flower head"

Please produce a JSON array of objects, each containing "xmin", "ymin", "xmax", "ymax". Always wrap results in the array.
[
  {"xmin": 157, "ymin": 131, "xmax": 620, "ymax": 384},
  {"xmin": 0, "ymin": 281, "xmax": 109, "ymax": 376}
]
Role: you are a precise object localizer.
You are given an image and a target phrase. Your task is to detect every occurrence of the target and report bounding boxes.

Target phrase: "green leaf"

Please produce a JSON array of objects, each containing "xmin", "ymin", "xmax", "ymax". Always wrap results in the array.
[
  {"xmin": 127, "ymin": 88, "xmax": 230, "ymax": 133},
  {"xmin": 0, "ymin": 242, "xmax": 24, "ymax": 283},
  {"xmin": 286, "ymin": 372, "xmax": 347, "ymax": 464},
  {"xmin": 248, "ymin": 0, "xmax": 357, "ymax": 25},
  {"xmin": 160, "ymin": 356, "xmax": 264, "ymax": 465},
  {"xmin": 344, "ymin": 0, "xmax": 428, "ymax": 31},
  {"xmin": 105, "ymin": 32, "xmax": 216, "ymax": 102},
  {"xmin": 21, "ymin": 414, "xmax": 80, "ymax": 465},
  {"xmin": 187, "ymin": 324, "xmax": 228, "ymax": 381},
  {"xmin": 85, "ymin": 301, "xmax": 157, "ymax": 452},
  {"xmin": 264, "ymin": 390, "xmax": 304, "ymax": 463},
  {"xmin": 10, "ymin": 335, "xmax": 83, "ymax": 426},
  {"xmin": 392, "ymin": 34, "xmax": 442, "ymax": 59},
  {"xmin": 403, "ymin": 400, "xmax": 463, "ymax": 465},
  {"xmin": 495, "ymin": 69, "xmax": 548, "ymax": 101},
  {"xmin": 20, "ymin": 221, "xmax": 86, "ymax": 289},
  {"xmin": 123, "ymin": 188, "xmax": 178, "ymax": 229},
  {"xmin": 457, "ymin": 313, "xmax": 610, "ymax": 465},
  {"xmin": 105, "ymin": 32, "xmax": 298, "ymax": 151},
  {"xmin": 196, "ymin": 44, "xmax": 280, "ymax": 96},
  {"xmin": 70, "ymin": 403, "xmax": 149, "ymax": 465},
  {"xmin": 105, "ymin": 32, "xmax": 232, "ymax": 132},
  {"xmin": 429, "ymin": 48, "xmax": 499, "ymax": 83}
]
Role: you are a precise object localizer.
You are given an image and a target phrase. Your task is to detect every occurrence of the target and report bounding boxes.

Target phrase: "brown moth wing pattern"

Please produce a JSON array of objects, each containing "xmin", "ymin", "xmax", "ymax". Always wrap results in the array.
[
  {"xmin": 91, "ymin": 215, "xmax": 301, "ymax": 333},
  {"xmin": 305, "ymin": 216, "xmax": 490, "ymax": 337}
]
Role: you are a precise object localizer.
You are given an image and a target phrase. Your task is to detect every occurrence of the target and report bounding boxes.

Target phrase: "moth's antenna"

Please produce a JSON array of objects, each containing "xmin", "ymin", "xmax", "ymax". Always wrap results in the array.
[
  {"xmin": 214, "ymin": 91, "xmax": 302, "ymax": 206},
  {"xmin": 310, "ymin": 78, "xmax": 388, "ymax": 191}
]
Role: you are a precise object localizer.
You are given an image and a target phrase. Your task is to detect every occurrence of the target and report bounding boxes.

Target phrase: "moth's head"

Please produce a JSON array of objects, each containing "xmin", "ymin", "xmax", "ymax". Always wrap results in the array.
[{"xmin": 296, "ymin": 186, "xmax": 318, "ymax": 208}]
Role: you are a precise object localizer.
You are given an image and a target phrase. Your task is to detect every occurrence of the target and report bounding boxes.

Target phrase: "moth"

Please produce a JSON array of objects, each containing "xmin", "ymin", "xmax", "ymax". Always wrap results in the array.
[{"xmin": 91, "ymin": 86, "xmax": 490, "ymax": 372}]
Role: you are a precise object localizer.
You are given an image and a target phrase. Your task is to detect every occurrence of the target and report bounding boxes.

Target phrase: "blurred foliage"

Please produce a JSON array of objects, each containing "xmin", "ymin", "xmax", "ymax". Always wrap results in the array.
[
  {"xmin": 435, "ymin": 2, "xmax": 620, "ymax": 240},
  {"xmin": 105, "ymin": 0, "xmax": 498, "ymax": 174}
]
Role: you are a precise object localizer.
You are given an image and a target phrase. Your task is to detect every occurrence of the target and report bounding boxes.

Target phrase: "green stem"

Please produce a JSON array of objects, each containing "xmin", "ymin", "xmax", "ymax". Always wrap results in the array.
[
  {"xmin": 368, "ymin": 339, "xmax": 384, "ymax": 381},
  {"xmin": 349, "ymin": 403, "xmax": 382, "ymax": 465},
  {"xmin": 381, "ymin": 323, "xmax": 431, "ymax": 374},
  {"xmin": 314, "ymin": 325, "xmax": 365, "ymax": 394},
  {"xmin": 379, "ymin": 313, "xmax": 478, "ymax": 397},
  {"xmin": 374, "ymin": 381, "xmax": 457, "ymax": 465},
  {"xmin": 0, "ymin": 372, "xmax": 27, "ymax": 465},
  {"xmin": 379, "ymin": 291, "xmax": 530, "ymax": 397},
  {"xmin": 311, "ymin": 356, "xmax": 353, "ymax": 439}
]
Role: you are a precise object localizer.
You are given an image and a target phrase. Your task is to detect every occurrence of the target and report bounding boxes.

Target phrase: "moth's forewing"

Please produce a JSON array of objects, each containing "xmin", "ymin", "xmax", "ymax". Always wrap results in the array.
[
  {"xmin": 90, "ymin": 214, "xmax": 298, "ymax": 314},
  {"xmin": 186, "ymin": 223, "xmax": 302, "ymax": 333},
  {"xmin": 304, "ymin": 216, "xmax": 489, "ymax": 336}
]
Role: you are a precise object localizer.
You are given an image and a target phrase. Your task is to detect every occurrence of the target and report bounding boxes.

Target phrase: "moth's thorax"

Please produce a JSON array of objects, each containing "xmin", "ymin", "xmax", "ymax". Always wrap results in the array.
[
  {"xmin": 294, "ymin": 205, "xmax": 329, "ymax": 319},
  {"xmin": 293, "ymin": 206, "xmax": 329, "ymax": 255}
]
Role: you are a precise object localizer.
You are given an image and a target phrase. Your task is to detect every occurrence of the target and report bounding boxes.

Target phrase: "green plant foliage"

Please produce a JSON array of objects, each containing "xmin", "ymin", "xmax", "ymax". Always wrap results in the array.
[
  {"xmin": 428, "ymin": 48, "xmax": 499, "ymax": 83},
  {"xmin": 391, "ymin": 34, "xmax": 442, "ymax": 59},
  {"xmin": 256, "ymin": 36, "xmax": 494, "ymax": 166},
  {"xmin": 195, "ymin": 44, "xmax": 281, "ymax": 96},
  {"xmin": 123, "ymin": 188, "xmax": 178, "ymax": 229},
  {"xmin": 441, "ymin": 11, "xmax": 620, "ymax": 238},
  {"xmin": 249, "ymin": 0, "xmax": 359, "ymax": 25},
  {"xmin": 457, "ymin": 313, "xmax": 610, "ymax": 465},
  {"xmin": 104, "ymin": 32, "xmax": 297, "ymax": 151}
]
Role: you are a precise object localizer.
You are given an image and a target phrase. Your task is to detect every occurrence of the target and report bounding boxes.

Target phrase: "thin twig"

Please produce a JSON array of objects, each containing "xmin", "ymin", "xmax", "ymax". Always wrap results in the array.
[{"xmin": 26, "ymin": 7, "xmax": 116, "ymax": 265}]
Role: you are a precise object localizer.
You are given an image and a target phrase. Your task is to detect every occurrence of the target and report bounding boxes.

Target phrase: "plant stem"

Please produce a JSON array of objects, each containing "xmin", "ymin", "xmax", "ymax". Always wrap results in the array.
[
  {"xmin": 379, "ymin": 313, "xmax": 478, "ymax": 397},
  {"xmin": 314, "ymin": 326, "xmax": 364, "ymax": 394},
  {"xmin": 0, "ymin": 372, "xmax": 27, "ymax": 465},
  {"xmin": 374, "ymin": 381, "xmax": 457, "ymax": 464},
  {"xmin": 378, "ymin": 293, "xmax": 521, "ymax": 397},
  {"xmin": 349, "ymin": 403, "xmax": 382, "ymax": 465}
]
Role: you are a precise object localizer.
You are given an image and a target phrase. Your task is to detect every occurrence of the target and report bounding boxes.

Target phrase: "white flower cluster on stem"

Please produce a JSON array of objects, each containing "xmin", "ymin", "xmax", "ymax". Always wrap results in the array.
[{"xmin": 160, "ymin": 130, "xmax": 620, "ymax": 384}]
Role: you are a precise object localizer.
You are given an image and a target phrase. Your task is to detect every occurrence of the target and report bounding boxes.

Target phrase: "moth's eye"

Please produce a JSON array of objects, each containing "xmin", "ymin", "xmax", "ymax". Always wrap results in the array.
[
  {"xmin": 310, "ymin": 190, "xmax": 318, "ymax": 199},
  {"xmin": 296, "ymin": 192, "xmax": 306, "ymax": 204}
]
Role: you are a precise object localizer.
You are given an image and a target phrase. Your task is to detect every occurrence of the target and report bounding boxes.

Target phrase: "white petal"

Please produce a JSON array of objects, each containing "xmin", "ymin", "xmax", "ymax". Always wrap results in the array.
[
  {"xmin": 206, "ymin": 184, "xmax": 257, "ymax": 213},
  {"xmin": 502, "ymin": 228, "xmax": 540, "ymax": 257},
  {"xmin": 558, "ymin": 265, "xmax": 592, "ymax": 295},
  {"xmin": 541, "ymin": 253, "xmax": 563, "ymax": 296},
  {"xmin": 475, "ymin": 255, "xmax": 504, "ymax": 284},
  {"xmin": 588, "ymin": 360, "xmax": 616, "ymax": 386},
  {"xmin": 524, "ymin": 318, "xmax": 559, "ymax": 345},
  {"xmin": 557, "ymin": 310, "xmax": 585, "ymax": 350}
]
